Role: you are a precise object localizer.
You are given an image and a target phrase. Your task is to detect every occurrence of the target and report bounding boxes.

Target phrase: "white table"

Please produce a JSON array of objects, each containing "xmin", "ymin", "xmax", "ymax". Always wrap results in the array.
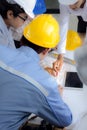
[{"xmin": 41, "ymin": 51, "xmax": 87, "ymax": 130}]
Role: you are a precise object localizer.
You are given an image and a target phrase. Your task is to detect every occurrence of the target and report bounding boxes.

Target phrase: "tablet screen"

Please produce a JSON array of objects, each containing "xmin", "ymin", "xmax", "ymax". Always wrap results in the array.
[{"xmin": 65, "ymin": 72, "xmax": 83, "ymax": 88}]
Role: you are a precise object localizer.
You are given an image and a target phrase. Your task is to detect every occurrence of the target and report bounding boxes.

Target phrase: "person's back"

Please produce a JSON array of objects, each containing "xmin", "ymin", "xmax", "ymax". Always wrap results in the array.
[
  {"xmin": 0, "ymin": 59, "xmax": 72, "ymax": 130},
  {"xmin": 0, "ymin": 61, "xmax": 55, "ymax": 130},
  {"xmin": 0, "ymin": 64, "xmax": 32, "ymax": 130},
  {"xmin": 0, "ymin": 14, "xmax": 72, "ymax": 129}
]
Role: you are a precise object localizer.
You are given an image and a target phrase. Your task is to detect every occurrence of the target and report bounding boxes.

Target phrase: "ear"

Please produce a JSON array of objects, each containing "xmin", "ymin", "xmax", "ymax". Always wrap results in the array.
[
  {"xmin": 42, "ymin": 48, "xmax": 50, "ymax": 55},
  {"xmin": 7, "ymin": 10, "xmax": 14, "ymax": 19}
]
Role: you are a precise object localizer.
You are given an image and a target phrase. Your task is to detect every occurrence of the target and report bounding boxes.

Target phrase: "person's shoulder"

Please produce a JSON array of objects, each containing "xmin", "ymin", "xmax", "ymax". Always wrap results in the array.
[{"xmin": 37, "ymin": 68, "xmax": 58, "ymax": 90}]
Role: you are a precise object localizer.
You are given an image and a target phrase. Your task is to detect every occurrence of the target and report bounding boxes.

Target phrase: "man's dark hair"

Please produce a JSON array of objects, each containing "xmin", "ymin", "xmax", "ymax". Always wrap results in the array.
[
  {"xmin": 21, "ymin": 36, "xmax": 46, "ymax": 54},
  {"xmin": 0, "ymin": 0, "xmax": 25, "ymax": 18}
]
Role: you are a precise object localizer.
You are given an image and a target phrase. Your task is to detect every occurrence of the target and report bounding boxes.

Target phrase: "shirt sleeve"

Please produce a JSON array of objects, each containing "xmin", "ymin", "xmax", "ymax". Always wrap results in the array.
[
  {"xmin": 31, "ymin": 69, "xmax": 73, "ymax": 127},
  {"xmin": 45, "ymin": 77, "xmax": 73, "ymax": 127},
  {"xmin": 25, "ymin": 73, "xmax": 72, "ymax": 127},
  {"xmin": 57, "ymin": 4, "xmax": 70, "ymax": 54}
]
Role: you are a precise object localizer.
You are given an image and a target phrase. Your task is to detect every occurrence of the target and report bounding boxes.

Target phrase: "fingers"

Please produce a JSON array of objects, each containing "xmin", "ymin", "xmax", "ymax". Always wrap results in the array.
[
  {"xmin": 44, "ymin": 67, "xmax": 59, "ymax": 77},
  {"xmin": 53, "ymin": 60, "xmax": 63, "ymax": 72},
  {"xmin": 52, "ymin": 69, "xmax": 59, "ymax": 77},
  {"xmin": 45, "ymin": 58, "xmax": 63, "ymax": 77},
  {"xmin": 55, "ymin": 63, "xmax": 62, "ymax": 71}
]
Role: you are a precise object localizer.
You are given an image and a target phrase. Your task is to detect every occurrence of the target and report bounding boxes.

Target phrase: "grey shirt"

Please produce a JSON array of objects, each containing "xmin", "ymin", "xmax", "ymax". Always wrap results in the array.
[{"xmin": 0, "ymin": 15, "xmax": 15, "ymax": 48}]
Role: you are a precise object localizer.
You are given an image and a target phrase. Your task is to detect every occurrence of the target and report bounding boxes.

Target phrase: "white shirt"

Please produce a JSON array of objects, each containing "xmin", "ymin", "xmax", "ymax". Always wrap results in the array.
[
  {"xmin": 57, "ymin": 1, "xmax": 87, "ymax": 54},
  {"xmin": 0, "ymin": 15, "xmax": 15, "ymax": 48}
]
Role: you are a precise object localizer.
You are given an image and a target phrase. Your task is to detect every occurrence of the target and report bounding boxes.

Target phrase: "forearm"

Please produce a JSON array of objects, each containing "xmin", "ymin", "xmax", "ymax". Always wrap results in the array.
[
  {"xmin": 57, "ymin": 53, "xmax": 64, "ymax": 60},
  {"xmin": 57, "ymin": 5, "xmax": 69, "ymax": 55}
]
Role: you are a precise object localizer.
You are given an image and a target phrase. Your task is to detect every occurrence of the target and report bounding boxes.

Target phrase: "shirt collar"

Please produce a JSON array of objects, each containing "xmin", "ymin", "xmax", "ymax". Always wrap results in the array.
[{"xmin": 18, "ymin": 46, "xmax": 40, "ymax": 62}]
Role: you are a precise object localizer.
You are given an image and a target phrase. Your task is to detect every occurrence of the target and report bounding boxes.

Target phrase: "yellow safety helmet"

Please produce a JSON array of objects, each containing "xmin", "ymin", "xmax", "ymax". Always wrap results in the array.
[
  {"xmin": 23, "ymin": 14, "xmax": 60, "ymax": 48},
  {"xmin": 66, "ymin": 30, "xmax": 82, "ymax": 51}
]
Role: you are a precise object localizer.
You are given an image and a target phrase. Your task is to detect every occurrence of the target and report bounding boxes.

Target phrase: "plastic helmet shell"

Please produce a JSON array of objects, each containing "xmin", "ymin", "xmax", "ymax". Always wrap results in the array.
[
  {"xmin": 23, "ymin": 14, "xmax": 60, "ymax": 48},
  {"xmin": 33, "ymin": 0, "xmax": 46, "ymax": 15},
  {"xmin": 66, "ymin": 30, "xmax": 82, "ymax": 51},
  {"xmin": 14, "ymin": 0, "xmax": 36, "ymax": 18}
]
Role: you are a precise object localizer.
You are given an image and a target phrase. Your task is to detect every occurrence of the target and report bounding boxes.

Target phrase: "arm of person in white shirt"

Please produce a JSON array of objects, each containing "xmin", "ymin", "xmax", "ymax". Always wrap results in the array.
[{"xmin": 52, "ymin": 4, "xmax": 70, "ymax": 76}]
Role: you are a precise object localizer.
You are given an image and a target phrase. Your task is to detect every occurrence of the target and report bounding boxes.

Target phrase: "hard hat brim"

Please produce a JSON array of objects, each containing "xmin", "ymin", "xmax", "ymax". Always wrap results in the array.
[{"xmin": 58, "ymin": 0, "xmax": 78, "ymax": 5}]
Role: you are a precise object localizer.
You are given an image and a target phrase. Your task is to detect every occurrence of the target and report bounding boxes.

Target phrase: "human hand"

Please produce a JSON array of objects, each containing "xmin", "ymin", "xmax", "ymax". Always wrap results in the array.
[
  {"xmin": 53, "ymin": 54, "xmax": 63, "ymax": 74},
  {"xmin": 45, "ymin": 67, "xmax": 58, "ymax": 77},
  {"xmin": 44, "ymin": 54, "xmax": 63, "ymax": 77}
]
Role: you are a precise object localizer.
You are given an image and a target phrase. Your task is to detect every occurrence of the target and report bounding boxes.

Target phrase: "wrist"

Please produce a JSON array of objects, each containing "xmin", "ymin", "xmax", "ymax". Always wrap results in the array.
[{"xmin": 57, "ymin": 54, "xmax": 64, "ymax": 60}]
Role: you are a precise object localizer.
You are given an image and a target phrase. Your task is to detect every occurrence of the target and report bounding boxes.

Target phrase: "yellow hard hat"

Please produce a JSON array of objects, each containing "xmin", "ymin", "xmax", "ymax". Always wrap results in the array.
[
  {"xmin": 23, "ymin": 14, "xmax": 60, "ymax": 48},
  {"xmin": 66, "ymin": 30, "xmax": 82, "ymax": 51}
]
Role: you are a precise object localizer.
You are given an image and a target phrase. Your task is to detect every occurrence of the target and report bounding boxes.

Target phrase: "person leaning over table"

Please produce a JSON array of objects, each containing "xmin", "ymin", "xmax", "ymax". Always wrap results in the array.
[
  {"xmin": 0, "ymin": 0, "xmax": 36, "ymax": 48},
  {"xmin": 0, "ymin": 14, "xmax": 72, "ymax": 130},
  {"xmin": 51, "ymin": 0, "xmax": 87, "ymax": 76}
]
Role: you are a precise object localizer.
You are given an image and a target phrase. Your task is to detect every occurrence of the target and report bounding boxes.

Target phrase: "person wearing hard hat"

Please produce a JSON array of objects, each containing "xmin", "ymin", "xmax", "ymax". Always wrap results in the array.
[
  {"xmin": 0, "ymin": 0, "xmax": 36, "ymax": 48},
  {"xmin": 11, "ymin": 0, "xmax": 46, "ymax": 48},
  {"xmin": 0, "ymin": 14, "xmax": 72, "ymax": 130},
  {"xmin": 52, "ymin": 0, "xmax": 87, "ymax": 76}
]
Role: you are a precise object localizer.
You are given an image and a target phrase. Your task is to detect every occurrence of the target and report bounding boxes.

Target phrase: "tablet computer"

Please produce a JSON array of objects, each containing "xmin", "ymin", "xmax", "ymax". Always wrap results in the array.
[{"xmin": 65, "ymin": 72, "xmax": 83, "ymax": 89}]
